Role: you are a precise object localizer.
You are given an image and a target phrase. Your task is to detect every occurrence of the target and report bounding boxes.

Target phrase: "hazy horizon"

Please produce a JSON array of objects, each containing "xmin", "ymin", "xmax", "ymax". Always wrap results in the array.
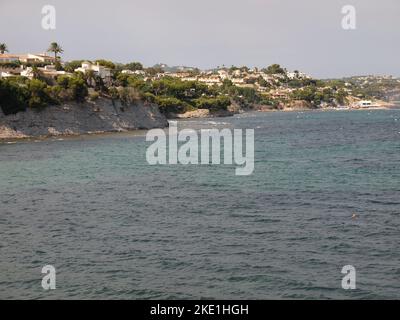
[{"xmin": 1, "ymin": 0, "xmax": 399, "ymax": 78}]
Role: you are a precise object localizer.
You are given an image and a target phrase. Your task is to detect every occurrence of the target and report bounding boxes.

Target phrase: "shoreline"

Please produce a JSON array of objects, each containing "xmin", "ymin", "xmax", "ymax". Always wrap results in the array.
[
  {"xmin": 0, "ymin": 97, "xmax": 168, "ymax": 141},
  {"xmin": 1, "ymin": 106, "xmax": 399, "ymax": 143}
]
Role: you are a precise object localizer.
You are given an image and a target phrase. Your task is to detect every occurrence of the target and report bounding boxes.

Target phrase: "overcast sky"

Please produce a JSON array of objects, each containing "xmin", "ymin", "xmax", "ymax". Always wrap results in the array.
[{"xmin": 0, "ymin": 0, "xmax": 399, "ymax": 78}]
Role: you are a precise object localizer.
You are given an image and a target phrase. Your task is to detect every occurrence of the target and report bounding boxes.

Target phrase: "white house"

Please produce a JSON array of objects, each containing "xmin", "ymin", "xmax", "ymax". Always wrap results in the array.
[
  {"xmin": 198, "ymin": 75, "xmax": 222, "ymax": 86},
  {"xmin": 20, "ymin": 67, "xmax": 34, "ymax": 79},
  {"xmin": 121, "ymin": 69, "xmax": 145, "ymax": 76},
  {"xmin": 217, "ymin": 69, "xmax": 230, "ymax": 80},
  {"xmin": 286, "ymin": 71, "xmax": 311, "ymax": 80},
  {"xmin": 0, "ymin": 53, "xmax": 56, "ymax": 64},
  {"xmin": 232, "ymin": 78, "xmax": 245, "ymax": 85},
  {"xmin": 0, "ymin": 71, "xmax": 13, "ymax": 78},
  {"xmin": 19, "ymin": 54, "xmax": 56, "ymax": 64},
  {"xmin": 0, "ymin": 54, "xmax": 19, "ymax": 63},
  {"xmin": 75, "ymin": 61, "xmax": 112, "ymax": 83},
  {"xmin": 19, "ymin": 65, "xmax": 68, "ymax": 79}
]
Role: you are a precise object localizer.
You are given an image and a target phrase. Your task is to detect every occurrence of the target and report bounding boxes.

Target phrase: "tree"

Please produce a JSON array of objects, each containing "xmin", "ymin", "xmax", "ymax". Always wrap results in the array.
[
  {"xmin": 27, "ymin": 79, "xmax": 50, "ymax": 108},
  {"xmin": 55, "ymin": 74, "xmax": 89, "ymax": 101},
  {"xmin": 145, "ymin": 66, "xmax": 164, "ymax": 76},
  {"xmin": 31, "ymin": 66, "xmax": 44, "ymax": 80},
  {"xmin": 69, "ymin": 76, "xmax": 88, "ymax": 102},
  {"xmin": 258, "ymin": 77, "xmax": 269, "ymax": 88},
  {"xmin": 335, "ymin": 89, "xmax": 348, "ymax": 105},
  {"xmin": 64, "ymin": 60, "xmax": 84, "ymax": 73},
  {"xmin": 0, "ymin": 78, "xmax": 30, "ymax": 114},
  {"xmin": 94, "ymin": 59, "xmax": 116, "ymax": 69},
  {"xmin": 47, "ymin": 42, "xmax": 63, "ymax": 60},
  {"xmin": 56, "ymin": 75, "xmax": 70, "ymax": 89},
  {"xmin": 124, "ymin": 62, "xmax": 143, "ymax": 71},
  {"xmin": 84, "ymin": 69, "xmax": 96, "ymax": 87},
  {"xmin": 291, "ymin": 86, "xmax": 317, "ymax": 102},
  {"xmin": 264, "ymin": 64, "xmax": 286, "ymax": 75},
  {"xmin": 0, "ymin": 43, "xmax": 8, "ymax": 54}
]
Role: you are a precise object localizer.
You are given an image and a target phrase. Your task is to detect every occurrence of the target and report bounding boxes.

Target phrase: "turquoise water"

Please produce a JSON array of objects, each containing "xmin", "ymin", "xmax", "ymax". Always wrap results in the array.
[{"xmin": 0, "ymin": 110, "xmax": 399, "ymax": 299}]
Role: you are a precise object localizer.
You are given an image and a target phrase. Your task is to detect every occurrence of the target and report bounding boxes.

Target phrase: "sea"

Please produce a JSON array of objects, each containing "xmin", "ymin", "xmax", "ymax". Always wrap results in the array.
[{"xmin": 0, "ymin": 109, "xmax": 399, "ymax": 299}]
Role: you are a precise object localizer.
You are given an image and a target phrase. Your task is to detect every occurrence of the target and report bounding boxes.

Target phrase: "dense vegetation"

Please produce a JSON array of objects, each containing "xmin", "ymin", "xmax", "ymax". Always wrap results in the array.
[
  {"xmin": 0, "ymin": 73, "xmax": 88, "ymax": 115},
  {"xmin": 112, "ymin": 75, "xmax": 232, "ymax": 114},
  {"xmin": 1, "ymin": 53, "xmax": 399, "ymax": 116}
]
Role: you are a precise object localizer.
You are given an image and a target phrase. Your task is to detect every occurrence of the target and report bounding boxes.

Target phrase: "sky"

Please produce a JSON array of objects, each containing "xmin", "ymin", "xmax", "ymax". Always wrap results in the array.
[{"xmin": 0, "ymin": 0, "xmax": 399, "ymax": 78}]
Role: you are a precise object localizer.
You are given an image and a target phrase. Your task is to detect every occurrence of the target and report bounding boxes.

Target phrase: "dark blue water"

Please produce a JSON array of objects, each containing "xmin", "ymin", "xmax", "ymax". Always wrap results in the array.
[{"xmin": 0, "ymin": 110, "xmax": 399, "ymax": 299}]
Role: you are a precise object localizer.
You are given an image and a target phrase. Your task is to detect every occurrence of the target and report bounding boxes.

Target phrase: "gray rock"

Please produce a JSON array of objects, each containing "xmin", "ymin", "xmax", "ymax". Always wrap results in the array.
[{"xmin": 0, "ymin": 98, "xmax": 168, "ymax": 139}]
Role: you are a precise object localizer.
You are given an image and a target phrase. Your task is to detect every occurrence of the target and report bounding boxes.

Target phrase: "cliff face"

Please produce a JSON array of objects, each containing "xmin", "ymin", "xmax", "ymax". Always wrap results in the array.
[{"xmin": 0, "ymin": 98, "xmax": 168, "ymax": 139}]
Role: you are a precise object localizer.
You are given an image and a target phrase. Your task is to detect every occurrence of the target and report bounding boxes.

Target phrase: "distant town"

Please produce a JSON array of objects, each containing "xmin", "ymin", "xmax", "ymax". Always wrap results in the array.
[{"xmin": 1, "ymin": 42, "xmax": 400, "ymax": 121}]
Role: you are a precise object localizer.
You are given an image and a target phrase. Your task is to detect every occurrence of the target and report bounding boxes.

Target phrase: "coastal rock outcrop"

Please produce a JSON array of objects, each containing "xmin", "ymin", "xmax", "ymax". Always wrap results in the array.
[
  {"xmin": 171, "ymin": 108, "xmax": 234, "ymax": 119},
  {"xmin": 0, "ymin": 97, "xmax": 168, "ymax": 139}
]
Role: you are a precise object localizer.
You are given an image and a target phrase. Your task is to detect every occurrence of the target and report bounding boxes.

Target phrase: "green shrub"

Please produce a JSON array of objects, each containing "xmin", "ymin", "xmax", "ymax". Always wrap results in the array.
[
  {"xmin": 69, "ymin": 77, "xmax": 88, "ymax": 102},
  {"xmin": 27, "ymin": 79, "xmax": 55, "ymax": 108},
  {"xmin": 193, "ymin": 96, "xmax": 231, "ymax": 111},
  {"xmin": 64, "ymin": 60, "xmax": 84, "ymax": 73},
  {"xmin": 0, "ymin": 79, "xmax": 29, "ymax": 114},
  {"xmin": 118, "ymin": 87, "xmax": 141, "ymax": 105},
  {"xmin": 94, "ymin": 59, "xmax": 115, "ymax": 70},
  {"xmin": 56, "ymin": 75, "xmax": 70, "ymax": 89},
  {"xmin": 55, "ymin": 74, "xmax": 88, "ymax": 102},
  {"xmin": 154, "ymin": 96, "xmax": 191, "ymax": 114},
  {"xmin": 108, "ymin": 87, "xmax": 119, "ymax": 100},
  {"xmin": 142, "ymin": 92, "xmax": 156, "ymax": 103}
]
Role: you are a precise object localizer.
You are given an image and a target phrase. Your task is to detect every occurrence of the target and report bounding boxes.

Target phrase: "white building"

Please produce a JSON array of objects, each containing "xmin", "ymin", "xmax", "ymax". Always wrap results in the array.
[
  {"xmin": 20, "ymin": 67, "xmax": 34, "ymax": 79},
  {"xmin": 217, "ymin": 69, "xmax": 230, "ymax": 80},
  {"xmin": 181, "ymin": 76, "xmax": 198, "ymax": 82},
  {"xmin": 18, "ymin": 54, "xmax": 56, "ymax": 64},
  {"xmin": 232, "ymin": 78, "xmax": 245, "ymax": 85},
  {"xmin": 75, "ymin": 61, "xmax": 112, "ymax": 83},
  {"xmin": 197, "ymin": 75, "xmax": 222, "ymax": 86},
  {"xmin": 286, "ymin": 71, "xmax": 311, "ymax": 80},
  {"xmin": 121, "ymin": 69, "xmax": 146, "ymax": 76},
  {"xmin": 0, "ymin": 71, "xmax": 13, "ymax": 78},
  {"xmin": 19, "ymin": 65, "xmax": 68, "ymax": 79},
  {"xmin": 0, "ymin": 54, "xmax": 19, "ymax": 63},
  {"xmin": 0, "ymin": 53, "xmax": 55, "ymax": 64}
]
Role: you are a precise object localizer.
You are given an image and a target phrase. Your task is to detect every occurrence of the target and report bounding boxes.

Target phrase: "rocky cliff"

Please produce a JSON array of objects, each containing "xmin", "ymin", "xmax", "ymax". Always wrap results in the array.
[{"xmin": 0, "ymin": 97, "xmax": 168, "ymax": 139}]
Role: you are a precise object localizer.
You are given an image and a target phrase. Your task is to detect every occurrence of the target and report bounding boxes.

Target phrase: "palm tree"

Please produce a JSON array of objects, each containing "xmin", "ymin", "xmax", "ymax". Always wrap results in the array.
[
  {"xmin": 47, "ymin": 42, "xmax": 63, "ymax": 61},
  {"xmin": 0, "ymin": 43, "xmax": 8, "ymax": 54}
]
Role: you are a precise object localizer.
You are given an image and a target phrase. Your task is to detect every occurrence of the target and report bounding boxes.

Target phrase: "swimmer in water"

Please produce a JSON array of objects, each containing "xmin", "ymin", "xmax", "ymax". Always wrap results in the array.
[{"xmin": 352, "ymin": 213, "xmax": 357, "ymax": 219}]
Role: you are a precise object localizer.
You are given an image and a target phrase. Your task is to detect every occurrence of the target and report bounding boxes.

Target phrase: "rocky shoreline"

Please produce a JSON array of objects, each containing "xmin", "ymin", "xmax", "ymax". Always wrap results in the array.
[
  {"xmin": 169, "ymin": 108, "xmax": 235, "ymax": 119},
  {"xmin": 0, "ymin": 97, "xmax": 168, "ymax": 140},
  {"xmin": 1, "ymin": 100, "xmax": 398, "ymax": 141}
]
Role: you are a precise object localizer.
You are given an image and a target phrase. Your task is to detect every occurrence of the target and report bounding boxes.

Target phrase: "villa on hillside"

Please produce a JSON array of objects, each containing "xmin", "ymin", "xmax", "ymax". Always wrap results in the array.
[
  {"xmin": 20, "ymin": 65, "xmax": 69, "ymax": 79},
  {"xmin": 0, "ymin": 53, "xmax": 56, "ymax": 64},
  {"xmin": 121, "ymin": 69, "xmax": 146, "ymax": 76},
  {"xmin": 217, "ymin": 69, "xmax": 230, "ymax": 80},
  {"xmin": 232, "ymin": 78, "xmax": 245, "ymax": 85},
  {"xmin": 286, "ymin": 71, "xmax": 311, "ymax": 80},
  {"xmin": 0, "ymin": 54, "xmax": 19, "ymax": 63},
  {"xmin": 0, "ymin": 70, "xmax": 14, "ymax": 78},
  {"xmin": 197, "ymin": 75, "xmax": 222, "ymax": 86},
  {"xmin": 75, "ymin": 61, "xmax": 112, "ymax": 84}
]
